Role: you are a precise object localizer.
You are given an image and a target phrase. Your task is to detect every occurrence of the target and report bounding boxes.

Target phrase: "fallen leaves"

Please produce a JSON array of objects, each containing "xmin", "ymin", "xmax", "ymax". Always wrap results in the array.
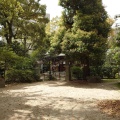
[{"xmin": 97, "ymin": 100, "xmax": 120, "ymax": 117}]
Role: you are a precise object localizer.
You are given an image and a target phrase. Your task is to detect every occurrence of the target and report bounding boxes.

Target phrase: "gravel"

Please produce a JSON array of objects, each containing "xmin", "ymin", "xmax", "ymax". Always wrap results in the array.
[{"xmin": 0, "ymin": 80, "xmax": 120, "ymax": 120}]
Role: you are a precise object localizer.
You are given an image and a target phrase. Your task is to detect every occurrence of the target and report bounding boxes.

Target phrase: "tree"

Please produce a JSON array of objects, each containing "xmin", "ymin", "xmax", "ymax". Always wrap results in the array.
[
  {"xmin": 45, "ymin": 16, "xmax": 61, "ymax": 51},
  {"xmin": 0, "ymin": 0, "xmax": 48, "ymax": 52},
  {"xmin": 15, "ymin": 0, "xmax": 48, "ymax": 55},
  {"xmin": 0, "ymin": 0, "xmax": 49, "ymax": 83},
  {"xmin": 0, "ymin": 0, "xmax": 23, "ymax": 44},
  {"xmin": 0, "ymin": 46, "xmax": 19, "ymax": 79},
  {"xmin": 102, "ymin": 16, "xmax": 120, "ymax": 79},
  {"xmin": 46, "ymin": 16, "xmax": 60, "ymax": 35},
  {"xmin": 115, "ymin": 31, "xmax": 120, "ymax": 46},
  {"xmin": 55, "ymin": 0, "xmax": 110, "ymax": 80}
]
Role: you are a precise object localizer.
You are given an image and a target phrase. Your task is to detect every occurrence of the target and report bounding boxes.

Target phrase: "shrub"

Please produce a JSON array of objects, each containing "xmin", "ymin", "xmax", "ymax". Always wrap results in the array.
[
  {"xmin": 102, "ymin": 66, "xmax": 118, "ymax": 79},
  {"xmin": 90, "ymin": 66, "xmax": 102, "ymax": 77},
  {"xmin": 6, "ymin": 69, "xmax": 35, "ymax": 83},
  {"xmin": 115, "ymin": 73, "xmax": 120, "ymax": 79},
  {"xmin": 71, "ymin": 66, "xmax": 83, "ymax": 79}
]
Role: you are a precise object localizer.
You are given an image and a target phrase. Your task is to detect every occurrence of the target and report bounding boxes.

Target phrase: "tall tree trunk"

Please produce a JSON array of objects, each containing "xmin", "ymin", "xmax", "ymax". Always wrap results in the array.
[
  {"xmin": 82, "ymin": 57, "xmax": 90, "ymax": 80},
  {"xmin": 65, "ymin": 60, "xmax": 71, "ymax": 81},
  {"xmin": 4, "ymin": 21, "xmax": 13, "ymax": 45},
  {"xmin": 24, "ymin": 37, "xmax": 27, "ymax": 56},
  {"xmin": 4, "ymin": 34, "xmax": 11, "ymax": 44}
]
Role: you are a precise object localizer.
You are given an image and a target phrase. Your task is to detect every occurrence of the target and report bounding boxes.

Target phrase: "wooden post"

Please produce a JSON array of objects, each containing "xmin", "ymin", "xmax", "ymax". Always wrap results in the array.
[{"xmin": 65, "ymin": 60, "xmax": 71, "ymax": 81}]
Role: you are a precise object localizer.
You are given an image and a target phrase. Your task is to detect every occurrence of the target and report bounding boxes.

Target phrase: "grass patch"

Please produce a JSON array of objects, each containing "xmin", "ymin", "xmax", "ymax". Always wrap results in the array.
[
  {"xmin": 102, "ymin": 79, "xmax": 120, "ymax": 89},
  {"xmin": 102, "ymin": 79, "xmax": 120, "ymax": 83},
  {"xmin": 115, "ymin": 82, "xmax": 120, "ymax": 89}
]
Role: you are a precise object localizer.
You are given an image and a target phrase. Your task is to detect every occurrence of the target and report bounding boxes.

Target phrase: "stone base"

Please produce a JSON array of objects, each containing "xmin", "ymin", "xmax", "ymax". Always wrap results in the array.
[{"xmin": 0, "ymin": 78, "xmax": 5, "ymax": 88}]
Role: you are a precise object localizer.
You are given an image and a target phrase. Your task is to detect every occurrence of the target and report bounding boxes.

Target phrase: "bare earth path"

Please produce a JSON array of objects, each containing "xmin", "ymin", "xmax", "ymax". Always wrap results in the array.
[{"xmin": 0, "ymin": 80, "xmax": 120, "ymax": 120}]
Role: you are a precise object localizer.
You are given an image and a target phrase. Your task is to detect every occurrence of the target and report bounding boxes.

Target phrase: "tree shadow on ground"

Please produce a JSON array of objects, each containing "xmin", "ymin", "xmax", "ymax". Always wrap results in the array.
[
  {"xmin": 0, "ymin": 89, "xmax": 119, "ymax": 120},
  {"xmin": 2, "ymin": 79, "xmax": 120, "ymax": 92},
  {"xmin": 43, "ymin": 80, "xmax": 120, "ymax": 91}
]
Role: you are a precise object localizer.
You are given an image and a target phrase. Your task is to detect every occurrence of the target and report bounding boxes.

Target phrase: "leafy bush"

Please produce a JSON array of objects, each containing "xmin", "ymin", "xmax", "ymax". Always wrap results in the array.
[
  {"xmin": 5, "ymin": 55, "xmax": 39, "ymax": 83},
  {"xmin": 102, "ymin": 66, "xmax": 118, "ymax": 79},
  {"xmin": 10, "ymin": 41, "xmax": 25, "ymax": 56},
  {"xmin": 87, "ymin": 76, "xmax": 102, "ymax": 83},
  {"xmin": 115, "ymin": 73, "xmax": 120, "ymax": 79},
  {"xmin": 6, "ymin": 69, "xmax": 35, "ymax": 83},
  {"xmin": 90, "ymin": 66, "xmax": 102, "ymax": 77},
  {"xmin": 71, "ymin": 66, "xmax": 83, "ymax": 79},
  {"xmin": 0, "ymin": 46, "xmax": 41, "ymax": 83}
]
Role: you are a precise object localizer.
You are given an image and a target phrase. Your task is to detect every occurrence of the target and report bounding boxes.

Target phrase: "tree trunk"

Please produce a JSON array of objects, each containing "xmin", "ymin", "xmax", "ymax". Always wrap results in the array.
[
  {"xmin": 6, "ymin": 36, "xmax": 12, "ymax": 45},
  {"xmin": 65, "ymin": 60, "xmax": 71, "ymax": 81},
  {"xmin": 24, "ymin": 37, "xmax": 27, "ymax": 56},
  {"xmin": 4, "ymin": 21, "xmax": 13, "ymax": 45},
  {"xmin": 82, "ymin": 57, "xmax": 90, "ymax": 80}
]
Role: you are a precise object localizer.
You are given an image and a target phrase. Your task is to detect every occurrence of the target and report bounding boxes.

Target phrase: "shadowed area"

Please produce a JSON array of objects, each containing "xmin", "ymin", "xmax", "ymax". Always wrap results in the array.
[{"xmin": 0, "ymin": 80, "xmax": 120, "ymax": 120}]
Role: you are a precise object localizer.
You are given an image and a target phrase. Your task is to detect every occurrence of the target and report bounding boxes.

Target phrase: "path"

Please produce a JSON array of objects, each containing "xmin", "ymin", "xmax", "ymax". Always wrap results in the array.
[{"xmin": 0, "ymin": 80, "xmax": 120, "ymax": 120}]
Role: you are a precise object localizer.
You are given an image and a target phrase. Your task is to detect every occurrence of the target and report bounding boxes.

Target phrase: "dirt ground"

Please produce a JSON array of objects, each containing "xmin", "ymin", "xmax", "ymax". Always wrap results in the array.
[
  {"xmin": 98, "ymin": 100, "xmax": 120, "ymax": 117},
  {"xmin": 0, "ymin": 80, "xmax": 120, "ymax": 120}
]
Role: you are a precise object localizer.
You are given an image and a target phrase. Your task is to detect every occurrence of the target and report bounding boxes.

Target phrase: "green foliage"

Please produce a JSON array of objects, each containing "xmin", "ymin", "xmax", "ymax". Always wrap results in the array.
[
  {"xmin": 0, "ymin": 61, "xmax": 5, "ymax": 77},
  {"xmin": 0, "ymin": 46, "xmax": 19, "ymax": 66},
  {"xmin": 90, "ymin": 66, "xmax": 102, "ymax": 77},
  {"xmin": 5, "ymin": 56, "xmax": 40, "ymax": 83},
  {"xmin": 116, "ymin": 82, "xmax": 120, "ymax": 89},
  {"xmin": 61, "ymin": 29, "xmax": 88, "ymax": 55},
  {"xmin": 102, "ymin": 66, "xmax": 114, "ymax": 78},
  {"xmin": 115, "ymin": 73, "xmax": 120, "ymax": 79},
  {"xmin": 6, "ymin": 69, "xmax": 35, "ymax": 83},
  {"xmin": 101, "ymin": 65, "xmax": 118, "ymax": 79},
  {"xmin": 50, "ymin": 26, "xmax": 66, "ymax": 54},
  {"xmin": 0, "ymin": 46, "xmax": 40, "ymax": 83},
  {"xmin": 71, "ymin": 66, "xmax": 83, "ymax": 79},
  {"xmin": 16, "ymin": 0, "xmax": 48, "ymax": 50},
  {"xmin": 0, "ymin": 0, "xmax": 49, "ymax": 83},
  {"xmin": 103, "ymin": 79, "xmax": 120, "ymax": 83},
  {"xmin": 46, "ymin": 16, "xmax": 60, "ymax": 35},
  {"xmin": 0, "ymin": 0, "xmax": 23, "ymax": 44},
  {"xmin": 0, "ymin": 0, "xmax": 48, "ymax": 54},
  {"xmin": 10, "ymin": 41, "xmax": 25, "ymax": 56},
  {"xmin": 105, "ymin": 47, "xmax": 120, "ymax": 72},
  {"xmin": 116, "ymin": 31, "xmax": 120, "ymax": 46},
  {"xmin": 52, "ymin": 0, "xmax": 111, "ymax": 79},
  {"xmin": 0, "ymin": 41, "xmax": 5, "ymax": 47}
]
